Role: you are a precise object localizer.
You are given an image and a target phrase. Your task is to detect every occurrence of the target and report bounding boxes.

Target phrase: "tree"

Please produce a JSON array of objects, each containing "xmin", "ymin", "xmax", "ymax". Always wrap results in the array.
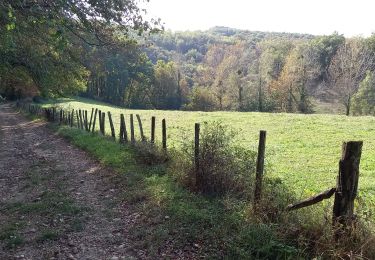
[
  {"xmin": 0, "ymin": 0, "xmax": 160, "ymax": 98},
  {"xmin": 269, "ymin": 42, "xmax": 319, "ymax": 113},
  {"xmin": 351, "ymin": 71, "xmax": 375, "ymax": 115},
  {"xmin": 328, "ymin": 39, "xmax": 375, "ymax": 115},
  {"xmin": 151, "ymin": 60, "xmax": 181, "ymax": 109},
  {"xmin": 184, "ymin": 87, "xmax": 217, "ymax": 111}
]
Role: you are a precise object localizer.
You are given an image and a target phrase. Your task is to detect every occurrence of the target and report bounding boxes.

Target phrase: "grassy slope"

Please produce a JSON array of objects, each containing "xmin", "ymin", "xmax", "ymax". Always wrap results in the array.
[{"xmin": 46, "ymin": 97, "xmax": 375, "ymax": 209}]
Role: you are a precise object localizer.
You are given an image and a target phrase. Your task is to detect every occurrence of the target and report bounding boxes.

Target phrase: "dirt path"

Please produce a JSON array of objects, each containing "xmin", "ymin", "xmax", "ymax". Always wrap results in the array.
[{"xmin": 0, "ymin": 103, "xmax": 140, "ymax": 260}]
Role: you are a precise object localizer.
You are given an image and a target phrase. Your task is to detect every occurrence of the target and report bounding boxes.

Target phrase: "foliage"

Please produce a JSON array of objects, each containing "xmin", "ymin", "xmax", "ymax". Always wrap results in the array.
[
  {"xmin": 352, "ymin": 71, "xmax": 375, "ymax": 115},
  {"xmin": 183, "ymin": 87, "xmax": 217, "ymax": 111},
  {"xmin": 134, "ymin": 142, "xmax": 169, "ymax": 166},
  {"xmin": 180, "ymin": 121, "xmax": 257, "ymax": 196},
  {"xmin": 0, "ymin": 0, "xmax": 160, "ymax": 98},
  {"xmin": 328, "ymin": 38, "xmax": 375, "ymax": 115}
]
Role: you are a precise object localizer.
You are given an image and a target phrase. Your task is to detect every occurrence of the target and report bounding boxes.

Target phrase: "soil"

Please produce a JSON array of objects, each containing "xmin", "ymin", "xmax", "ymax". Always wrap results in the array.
[{"xmin": 0, "ymin": 103, "xmax": 142, "ymax": 260}]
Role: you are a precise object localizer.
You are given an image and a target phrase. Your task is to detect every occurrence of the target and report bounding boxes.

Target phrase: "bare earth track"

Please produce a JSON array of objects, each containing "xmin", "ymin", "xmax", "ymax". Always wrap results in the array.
[{"xmin": 0, "ymin": 103, "xmax": 140, "ymax": 260}]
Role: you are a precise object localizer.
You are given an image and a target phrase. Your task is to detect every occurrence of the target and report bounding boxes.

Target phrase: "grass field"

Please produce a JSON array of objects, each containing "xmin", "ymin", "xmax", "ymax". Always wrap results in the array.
[
  {"xmin": 45, "ymin": 97, "xmax": 375, "ymax": 206},
  {"xmin": 31, "ymin": 97, "xmax": 375, "ymax": 257}
]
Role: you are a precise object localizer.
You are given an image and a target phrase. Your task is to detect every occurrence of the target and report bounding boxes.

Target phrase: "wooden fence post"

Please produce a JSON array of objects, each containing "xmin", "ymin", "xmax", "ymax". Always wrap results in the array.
[
  {"xmin": 119, "ymin": 114, "xmax": 128, "ymax": 143},
  {"xmin": 151, "ymin": 116, "xmax": 156, "ymax": 144},
  {"xmin": 108, "ymin": 112, "xmax": 116, "ymax": 139},
  {"xmin": 100, "ymin": 112, "xmax": 105, "ymax": 135},
  {"xmin": 162, "ymin": 119, "xmax": 167, "ymax": 150},
  {"xmin": 130, "ymin": 114, "xmax": 135, "ymax": 144},
  {"xmin": 76, "ymin": 110, "xmax": 80, "ymax": 128},
  {"xmin": 136, "ymin": 114, "xmax": 146, "ymax": 142},
  {"xmin": 59, "ymin": 109, "xmax": 63, "ymax": 125},
  {"xmin": 98, "ymin": 110, "xmax": 102, "ymax": 133},
  {"xmin": 254, "ymin": 130, "xmax": 267, "ymax": 207},
  {"xmin": 92, "ymin": 108, "xmax": 98, "ymax": 133},
  {"xmin": 332, "ymin": 141, "xmax": 363, "ymax": 232},
  {"xmin": 88, "ymin": 108, "xmax": 94, "ymax": 131},
  {"xmin": 53, "ymin": 107, "xmax": 56, "ymax": 122},
  {"xmin": 84, "ymin": 110, "xmax": 88, "ymax": 131},
  {"xmin": 70, "ymin": 109, "xmax": 74, "ymax": 127},
  {"xmin": 195, "ymin": 123, "xmax": 201, "ymax": 191},
  {"xmin": 79, "ymin": 110, "xmax": 84, "ymax": 129}
]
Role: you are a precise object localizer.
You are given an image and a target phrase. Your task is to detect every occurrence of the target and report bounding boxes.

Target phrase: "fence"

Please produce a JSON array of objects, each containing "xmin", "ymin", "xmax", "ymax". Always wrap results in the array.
[{"xmin": 18, "ymin": 102, "xmax": 363, "ymax": 236}]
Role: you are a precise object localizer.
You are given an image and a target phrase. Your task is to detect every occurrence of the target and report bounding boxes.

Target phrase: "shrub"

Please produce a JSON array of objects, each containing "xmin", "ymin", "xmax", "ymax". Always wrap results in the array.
[
  {"xmin": 178, "ymin": 121, "xmax": 257, "ymax": 196},
  {"xmin": 134, "ymin": 142, "xmax": 169, "ymax": 166}
]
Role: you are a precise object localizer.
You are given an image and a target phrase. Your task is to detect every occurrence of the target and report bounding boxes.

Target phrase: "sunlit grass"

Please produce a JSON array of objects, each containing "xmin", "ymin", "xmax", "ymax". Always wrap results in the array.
[{"xmin": 46, "ymin": 97, "xmax": 375, "ymax": 206}]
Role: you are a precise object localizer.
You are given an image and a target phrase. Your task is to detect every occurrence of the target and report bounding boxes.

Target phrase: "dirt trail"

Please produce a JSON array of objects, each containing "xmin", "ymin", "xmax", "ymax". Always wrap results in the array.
[{"xmin": 0, "ymin": 103, "xmax": 139, "ymax": 260}]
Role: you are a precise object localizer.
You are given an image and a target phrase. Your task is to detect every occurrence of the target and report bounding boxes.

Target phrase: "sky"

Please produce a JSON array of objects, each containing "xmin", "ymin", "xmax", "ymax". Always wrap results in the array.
[{"xmin": 143, "ymin": 0, "xmax": 375, "ymax": 37}]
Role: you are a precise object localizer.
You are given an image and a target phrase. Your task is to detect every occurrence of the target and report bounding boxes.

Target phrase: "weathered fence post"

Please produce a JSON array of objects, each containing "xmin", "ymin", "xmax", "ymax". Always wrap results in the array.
[
  {"xmin": 79, "ymin": 110, "xmax": 84, "ymax": 129},
  {"xmin": 119, "ymin": 114, "xmax": 128, "ymax": 143},
  {"xmin": 84, "ymin": 110, "xmax": 88, "ymax": 131},
  {"xmin": 108, "ymin": 112, "xmax": 116, "ymax": 139},
  {"xmin": 332, "ymin": 141, "xmax": 363, "ymax": 233},
  {"xmin": 70, "ymin": 109, "xmax": 74, "ymax": 127},
  {"xmin": 59, "ymin": 109, "xmax": 63, "ymax": 125},
  {"xmin": 100, "ymin": 112, "xmax": 105, "ymax": 135},
  {"xmin": 130, "ymin": 114, "xmax": 135, "ymax": 144},
  {"xmin": 88, "ymin": 108, "xmax": 94, "ymax": 131},
  {"xmin": 52, "ymin": 107, "xmax": 56, "ymax": 122},
  {"xmin": 195, "ymin": 123, "xmax": 201, "ymax": 191},
  {"xmin": 151, "ymin": 116, "xmax": 156, "ymax": 144},
  {"xmin": 254, "ymin": 130, "xmax": 267, "ymax": 207},
  {"xmin": 92, "ymin": 108, "xmax": 98, "ymax": 133},
  {"xmin": 98, "ymin": 110, "xmax": 102, "ymax": 133},
  {"xmin": 136, "ymin": 114, "xmax": 146, "ymax": 142},
  {"xmin": 76, "ymin": 110, "xmax": 80, "ymax": 128},
  {"xmin": 162, "ymin": 119, "xmax": 167, "ymax": 151}
]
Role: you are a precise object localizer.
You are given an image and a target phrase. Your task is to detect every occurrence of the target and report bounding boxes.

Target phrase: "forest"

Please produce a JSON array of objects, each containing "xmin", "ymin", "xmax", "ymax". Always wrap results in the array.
[{"xmin": 1, "ymin": 2, "xmax": 375, "ymax": 117}]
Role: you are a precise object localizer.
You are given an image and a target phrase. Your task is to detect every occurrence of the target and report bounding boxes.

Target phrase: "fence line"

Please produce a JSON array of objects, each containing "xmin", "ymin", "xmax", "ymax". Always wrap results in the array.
[{"xmin": 17, "ymin": 102, "xmax": 364, "ymax": 236}]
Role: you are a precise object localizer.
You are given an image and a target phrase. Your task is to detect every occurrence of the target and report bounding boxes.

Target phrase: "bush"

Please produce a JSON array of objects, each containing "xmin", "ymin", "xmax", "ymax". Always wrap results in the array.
[
  {"xmin": 179, "ymin": 121, "xmax": 257, "ymax": 196},
  {"xmin": 134, "ymin": 142, "xmax": 169, "ymax": 166}
]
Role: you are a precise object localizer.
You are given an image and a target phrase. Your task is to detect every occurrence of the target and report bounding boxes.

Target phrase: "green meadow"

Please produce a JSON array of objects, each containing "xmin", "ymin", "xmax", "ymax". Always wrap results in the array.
[
  {"xmin": 47, "ymin": 97, "xmax": 375, "ymax": 204},
  {"xmin": 33, "ymin": 97, "xmax": 375, "ymax": 257}
]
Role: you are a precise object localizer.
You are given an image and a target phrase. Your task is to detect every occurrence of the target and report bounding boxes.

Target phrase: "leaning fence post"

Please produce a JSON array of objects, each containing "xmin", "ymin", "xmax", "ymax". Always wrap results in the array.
[
  {"xmin": 332, "ymin": 141, "xmax": 363, "ymax": 234},
  {"xmin": 130, "ymin": 114, "xmax": 135, "ymax": 144},
  {"xmin": 92, "ymin": 108, "xmax": 98, "ymax": 133},
  {"xmin": 151, "ymin": 116, "xmax": 156, "ymax": 144},
  {"xmin": 79, "ymin": 110, "xmax": 84, "ymax": 129},
  {"xmin": 254, "ymin": 130, "xmax": 267, "ymax": 207},
  {"xmin": 162, "ymin": 119, "xmax": 167, "ymax": 151},
  {"xmin": 108, "ymin": 111, "xmax": 116, "ymax": 139},
  {"xmin": 88, "ymin": 108, "xmax": 94, "ymax": 131},
  {"xmin": 195, "ymin": 123, "xmax": 201, "ymax": 191},
  {"xmin": 136, "ymin": 114, "xmax": 146, "ymax": 142}
]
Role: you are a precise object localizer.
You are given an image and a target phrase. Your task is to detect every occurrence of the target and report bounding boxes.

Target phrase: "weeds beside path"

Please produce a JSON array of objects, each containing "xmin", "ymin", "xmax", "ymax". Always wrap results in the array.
[{"xmin": 0, "ymin": 103, "xmax": 140, "ymax": 259}]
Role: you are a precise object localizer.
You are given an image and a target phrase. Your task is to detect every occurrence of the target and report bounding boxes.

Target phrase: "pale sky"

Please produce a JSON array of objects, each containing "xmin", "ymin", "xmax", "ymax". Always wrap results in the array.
[{"xmin": 143, "ymin": 0, "xmax": 375, "ymax": 37}]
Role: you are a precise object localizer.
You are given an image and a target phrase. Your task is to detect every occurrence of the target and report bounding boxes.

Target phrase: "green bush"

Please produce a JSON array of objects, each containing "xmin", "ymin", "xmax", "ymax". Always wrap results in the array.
[
  {"xmin": 134, "ymin": 142, "xmax": 169, "ymax": 166},
  {"xmin": 179, "ymin": 121, "xmax": 257, "ymax": 196}
]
